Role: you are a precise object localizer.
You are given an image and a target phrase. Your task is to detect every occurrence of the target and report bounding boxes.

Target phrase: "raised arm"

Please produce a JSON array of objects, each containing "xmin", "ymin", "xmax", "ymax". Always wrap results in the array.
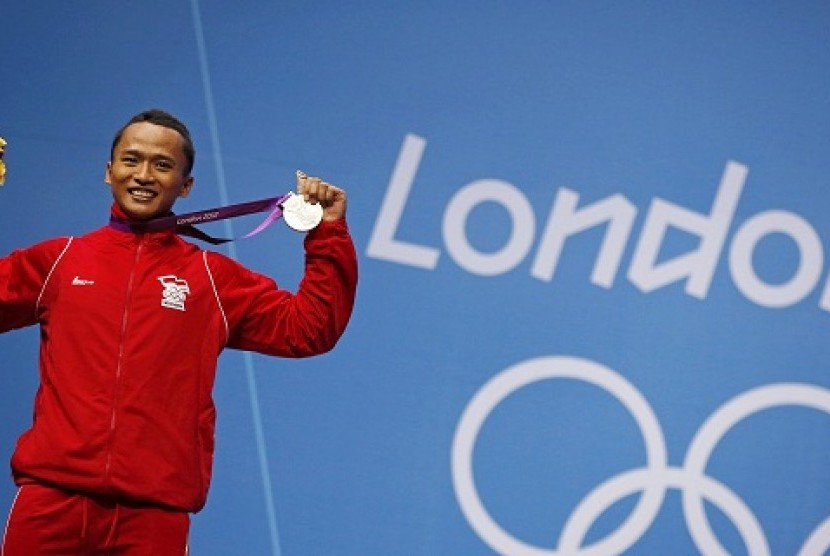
[{"xmin": 212, "ymin": 173, "xmax": 358, "ymax": 357}]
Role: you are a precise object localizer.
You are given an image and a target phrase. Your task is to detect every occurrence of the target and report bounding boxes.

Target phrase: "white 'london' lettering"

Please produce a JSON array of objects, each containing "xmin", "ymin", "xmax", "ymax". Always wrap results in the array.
[
  {"xmin": 366, "ymin": 134, "xmax": 440, "ymax": 269},
  {"xmin": 367, "ymin": 134, "xmax": 828, "ymax": 312},
  {"xmin": 627, "ymin": 161, "xmax": 747, "ymax": 299}
]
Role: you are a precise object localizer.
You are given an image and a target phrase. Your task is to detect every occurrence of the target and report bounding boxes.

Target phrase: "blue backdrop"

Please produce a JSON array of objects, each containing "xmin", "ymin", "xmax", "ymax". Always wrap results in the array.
[{"xmin": 2, "ymin": 2, "xmax": 829, "ymax": 554}]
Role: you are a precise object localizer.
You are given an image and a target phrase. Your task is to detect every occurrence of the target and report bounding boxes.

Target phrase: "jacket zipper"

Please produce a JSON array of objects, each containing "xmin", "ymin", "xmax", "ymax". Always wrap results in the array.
[{"xmin": 104, "ymin": 236, "xmax": 145, "ymax": 482}]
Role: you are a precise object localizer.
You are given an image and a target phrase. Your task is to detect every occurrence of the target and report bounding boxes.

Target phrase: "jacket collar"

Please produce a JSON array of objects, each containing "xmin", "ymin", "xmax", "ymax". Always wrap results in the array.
[{"xmin": 107, "ymin": 203, "xmax": 179, "ymax": 243}]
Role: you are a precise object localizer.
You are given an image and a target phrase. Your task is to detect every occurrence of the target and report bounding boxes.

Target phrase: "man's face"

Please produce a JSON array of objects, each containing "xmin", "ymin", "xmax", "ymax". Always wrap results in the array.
[{"xmin": 106, "ymin": 121, "xmax": 194, "ymax": 221}]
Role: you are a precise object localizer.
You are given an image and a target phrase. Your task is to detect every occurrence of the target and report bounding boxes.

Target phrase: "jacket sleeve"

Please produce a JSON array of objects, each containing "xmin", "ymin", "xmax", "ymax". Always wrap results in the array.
[
  {"xmin": 0, "ymin": 237, "xmax": 71, "ymax": 334},
  {"xmin": 210, "ymin": 219, "xmax": 358, "ymax": 357}
]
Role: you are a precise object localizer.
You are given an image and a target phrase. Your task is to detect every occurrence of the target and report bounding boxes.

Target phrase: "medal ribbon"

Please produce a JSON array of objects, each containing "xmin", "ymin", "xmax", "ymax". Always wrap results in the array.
[{"xmin": 109, "ymin": 192, "xmax": 294, "ymax": 245}]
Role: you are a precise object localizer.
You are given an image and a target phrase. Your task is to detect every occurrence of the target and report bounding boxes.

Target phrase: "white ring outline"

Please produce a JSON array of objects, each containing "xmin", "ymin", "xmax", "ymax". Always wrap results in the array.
[
  {"xmin": 451, "ymin": 356, "xmax": 667, "ymax": 555},
  {"xmin": 682, "ymin": 383, "xmax": 830, "ymax": 556},
  {"xmin": 800, "ymin": 516, "xmax": 830, "ymax": 556},
  {"xmin": 558, "ymin": 467, "xmax": 769, "ymax": 555},
  {"xmin": 452, "ymin": 357, "xmax": 830, "ymax": 555}
]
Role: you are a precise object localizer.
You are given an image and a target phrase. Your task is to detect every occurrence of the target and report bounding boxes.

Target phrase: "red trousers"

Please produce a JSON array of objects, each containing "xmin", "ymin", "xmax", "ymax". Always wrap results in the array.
[{"xmin": 2, "ymin": 484, "xmax": 189, "ymax": 555}]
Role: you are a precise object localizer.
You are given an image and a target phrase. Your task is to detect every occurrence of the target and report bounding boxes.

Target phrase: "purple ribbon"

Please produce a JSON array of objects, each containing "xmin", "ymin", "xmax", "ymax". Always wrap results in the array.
[{"xmin": 109, "ymin": 192, "xmax": 293, "ymax": 244}]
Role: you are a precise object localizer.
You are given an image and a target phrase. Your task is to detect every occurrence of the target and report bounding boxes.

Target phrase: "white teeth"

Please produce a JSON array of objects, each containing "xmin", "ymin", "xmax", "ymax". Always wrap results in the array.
[{"xmin": 129, "ymin": 189, "xmax": 156, "ymax": 199}]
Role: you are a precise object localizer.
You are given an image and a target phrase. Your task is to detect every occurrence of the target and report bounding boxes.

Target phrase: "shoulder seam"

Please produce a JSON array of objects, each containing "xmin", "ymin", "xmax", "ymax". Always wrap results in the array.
[
  {"xmin": 202, "ymin": 251, "xmax": 229, "ymax": 344},
  {"xmin": 35, "ymin": 236, "xmax": 74, "ymax": 318}
]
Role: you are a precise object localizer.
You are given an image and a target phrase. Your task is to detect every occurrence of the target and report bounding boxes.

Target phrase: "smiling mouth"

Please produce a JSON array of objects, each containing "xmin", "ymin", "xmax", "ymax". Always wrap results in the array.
[{"xmin": 128, "ymin": 188, "xmax": 158, "ymax": 202}]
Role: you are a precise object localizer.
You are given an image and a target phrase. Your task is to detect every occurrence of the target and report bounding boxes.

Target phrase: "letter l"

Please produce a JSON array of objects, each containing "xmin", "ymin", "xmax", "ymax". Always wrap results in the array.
[{"xmin": 367, "ymin": 134, "xmax": 440, "ymax": 269}]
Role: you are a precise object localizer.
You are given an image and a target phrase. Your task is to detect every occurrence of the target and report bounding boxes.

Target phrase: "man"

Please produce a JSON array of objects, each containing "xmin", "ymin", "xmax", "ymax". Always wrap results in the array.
[{"xmin": 0, "ymin": 109, "xmax": 358, "ymax": 554}]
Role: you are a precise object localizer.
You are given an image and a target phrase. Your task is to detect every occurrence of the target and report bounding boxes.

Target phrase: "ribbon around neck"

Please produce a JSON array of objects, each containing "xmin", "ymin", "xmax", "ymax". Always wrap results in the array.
[{"xmin": 108, "ymin": 192, "xmax": 294, "ymax": 244}]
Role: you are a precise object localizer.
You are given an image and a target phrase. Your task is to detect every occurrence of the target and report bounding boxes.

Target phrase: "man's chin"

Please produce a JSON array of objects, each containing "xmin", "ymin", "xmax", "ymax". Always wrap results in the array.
[{"xmin": 120, "ymin": 200, "xmax": 166, "ymax": 221}]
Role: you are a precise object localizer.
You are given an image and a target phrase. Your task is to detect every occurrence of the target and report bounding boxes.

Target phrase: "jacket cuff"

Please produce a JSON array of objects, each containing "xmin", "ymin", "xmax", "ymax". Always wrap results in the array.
[{"xmin": 307, "ymin": 218, "xmax": 350, "ymax": 240}]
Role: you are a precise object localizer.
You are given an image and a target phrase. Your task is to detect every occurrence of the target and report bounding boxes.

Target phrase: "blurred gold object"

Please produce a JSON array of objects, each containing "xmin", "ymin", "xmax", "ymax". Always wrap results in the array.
[{"xmin": 0, "ymin": 136, "xmax": 6, "ymax": 185}]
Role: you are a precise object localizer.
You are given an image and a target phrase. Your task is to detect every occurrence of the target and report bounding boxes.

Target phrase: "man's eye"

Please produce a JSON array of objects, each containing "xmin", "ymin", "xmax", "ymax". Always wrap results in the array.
[
  {"xmin": 156, "ymin": 160, "xmax": 174, "ymax": 170},
  {"xmin": 121, "ymin": 156, "xmax": 138, "ymax": 165}
]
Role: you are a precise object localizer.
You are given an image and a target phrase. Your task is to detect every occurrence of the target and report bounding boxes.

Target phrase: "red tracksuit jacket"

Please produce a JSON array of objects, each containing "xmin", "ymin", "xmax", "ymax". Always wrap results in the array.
[{"xmin": 0, "ymin": 205, "xmax": 358, "ymax": 512}]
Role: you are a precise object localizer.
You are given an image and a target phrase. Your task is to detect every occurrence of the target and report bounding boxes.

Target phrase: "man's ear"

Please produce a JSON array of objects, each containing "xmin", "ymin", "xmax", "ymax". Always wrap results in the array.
[
  {"xmin": 104, "ymin": 161, "xmax": 113, "ymax": 185},
  {"xmin": 179, "ymin": 176, "xmax": 195, "ymax": 198}
]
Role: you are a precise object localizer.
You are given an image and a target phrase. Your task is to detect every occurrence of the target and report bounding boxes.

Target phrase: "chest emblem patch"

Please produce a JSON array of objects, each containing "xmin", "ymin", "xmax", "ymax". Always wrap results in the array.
[{"xmin": 158, "ymin": 275, "xmax": 191, "ymax": 312}]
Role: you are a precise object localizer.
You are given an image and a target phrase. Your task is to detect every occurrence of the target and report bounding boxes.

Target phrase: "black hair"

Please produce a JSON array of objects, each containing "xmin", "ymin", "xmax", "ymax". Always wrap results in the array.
[{"xmin": 110, "ymin": 109, "xmax": 195, "ymax": 175}]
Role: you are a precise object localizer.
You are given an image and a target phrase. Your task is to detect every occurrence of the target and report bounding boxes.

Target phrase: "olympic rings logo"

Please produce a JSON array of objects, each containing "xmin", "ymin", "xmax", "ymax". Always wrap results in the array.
[{"xmin": 451, "ymin": 356, "xmax": 830, "ymax": 555}]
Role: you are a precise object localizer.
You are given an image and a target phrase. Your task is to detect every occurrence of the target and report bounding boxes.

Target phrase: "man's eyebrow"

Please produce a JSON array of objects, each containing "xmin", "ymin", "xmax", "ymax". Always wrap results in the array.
[{"xmin": 119, "ymin": 148, "xmax": 177, "ymax": 163}]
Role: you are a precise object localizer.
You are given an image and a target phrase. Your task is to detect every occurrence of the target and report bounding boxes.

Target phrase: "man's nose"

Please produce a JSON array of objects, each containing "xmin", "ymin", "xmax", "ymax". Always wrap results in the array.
[{"xmin": 134, "ymin": 162, "xmax": 154, "ymax": 182}]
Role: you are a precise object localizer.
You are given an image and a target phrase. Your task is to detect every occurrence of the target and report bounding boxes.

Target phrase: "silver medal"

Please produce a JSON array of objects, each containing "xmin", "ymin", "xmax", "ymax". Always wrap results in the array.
[{"xmin": 281, "ymin": 192, "xmax": 324, "ymax": 232}]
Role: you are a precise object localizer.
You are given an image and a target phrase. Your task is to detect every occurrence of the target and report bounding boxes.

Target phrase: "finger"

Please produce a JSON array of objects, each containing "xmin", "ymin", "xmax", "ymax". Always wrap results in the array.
[
  {"xmin": 296, "ymin": 171, "xmax": 343, "ymax": 207},
  {"xmin": 306, "ymin": 177, "xmax": 323, "ymax": 203},
  {"xmin": 296, "ymin": 170, "xmax": 319, "ymax": 202},
  {"xmin": 317, "ymin": 182, "xmax": 336, "ymax": 204}
]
